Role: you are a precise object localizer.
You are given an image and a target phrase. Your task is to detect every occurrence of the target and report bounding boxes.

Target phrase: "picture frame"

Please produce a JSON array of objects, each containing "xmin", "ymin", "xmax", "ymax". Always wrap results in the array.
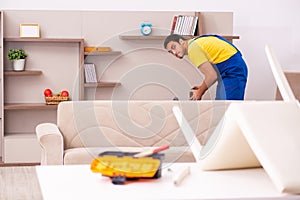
[{"xmin": 20, "ymin": 24, "xmax": 40, "ymax": 38}]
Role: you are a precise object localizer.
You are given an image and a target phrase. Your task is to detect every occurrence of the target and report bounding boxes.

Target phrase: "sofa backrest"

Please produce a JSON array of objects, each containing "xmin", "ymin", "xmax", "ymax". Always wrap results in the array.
[{"xmin": 57, "ymin": 100, "xmax": 232, "ymax": 150}]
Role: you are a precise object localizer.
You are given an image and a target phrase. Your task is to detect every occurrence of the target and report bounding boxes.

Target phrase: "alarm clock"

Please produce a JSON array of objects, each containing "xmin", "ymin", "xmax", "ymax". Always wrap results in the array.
[{"xmin": 140, "ymin": 23, "xmax": 152, "ymax": 36}]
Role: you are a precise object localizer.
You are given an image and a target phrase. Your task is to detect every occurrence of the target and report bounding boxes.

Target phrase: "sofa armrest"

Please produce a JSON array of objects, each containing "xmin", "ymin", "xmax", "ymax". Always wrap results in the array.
[{"xmin": 36, "ymin": 123, "xmax": 64, "ymax": 165}]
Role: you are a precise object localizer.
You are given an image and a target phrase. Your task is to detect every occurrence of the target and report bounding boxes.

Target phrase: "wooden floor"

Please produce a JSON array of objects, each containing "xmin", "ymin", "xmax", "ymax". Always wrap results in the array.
[
  {"xmin": 0, "ymin": 166, "xmax": 43, "ymax": 199},
  {"xmin": 0, "ymin": 157, "xmax": 42, "ymax": 199}
]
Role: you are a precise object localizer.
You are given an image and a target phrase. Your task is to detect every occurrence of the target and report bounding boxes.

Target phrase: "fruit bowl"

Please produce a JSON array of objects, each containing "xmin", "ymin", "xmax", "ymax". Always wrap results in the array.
[
  {"xmin": 45, "ymin": 94, "xmax": 69, "ymax": 105},
  {"xmin": 44, "ymin": 89, "xmax": 69, "ymax": 105}
]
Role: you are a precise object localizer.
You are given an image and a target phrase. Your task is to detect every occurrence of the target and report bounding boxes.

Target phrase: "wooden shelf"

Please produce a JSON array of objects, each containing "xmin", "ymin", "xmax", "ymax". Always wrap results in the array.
[
  {"xmin": 119, "ymin": 35, "xmax": 239, "ymax": 41},
  {"xmin": 4, "ymin": 103, "xmax": 58, "ymax": 110},
  {"xmin": 84, "ymin": 51, "xmax": 122, "ymax": 56},
  {"xmin": 119, "ymin": 35, "xmax": 167, "ymax": 40},
  {"xmin": 4, "ymin": 70, "xmax": 43, "ymax": 76},
  {"xmin": 4, "ymin": 132, "xmax": 37, "ymax": 138},
  {"xmin": 84, "ymin": 82, "xmax": 121, "ymax": 88},
  {"xmin": 221, "ymin": 35, "xmax": 240, "ymax": 40},
  {"xmin": 4, "ymin": 38, "xmax": 84, "ymax": 43}
]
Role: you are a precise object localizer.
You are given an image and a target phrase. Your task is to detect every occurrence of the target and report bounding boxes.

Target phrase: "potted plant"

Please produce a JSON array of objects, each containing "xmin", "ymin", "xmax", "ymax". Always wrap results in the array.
[{"xmin": 7, "ymin": 49, "xmax": 28, "ymax": 71}]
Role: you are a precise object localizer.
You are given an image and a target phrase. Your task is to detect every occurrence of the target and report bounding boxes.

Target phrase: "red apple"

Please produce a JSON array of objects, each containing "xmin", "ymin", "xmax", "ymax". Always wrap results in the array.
[
  {"xmin": 44, "ymin": 88, "xmax": 52, "ymax": 97},
  {"xmin": 61, "ymin": 90, "xmax": 69, "ymax": 97}
]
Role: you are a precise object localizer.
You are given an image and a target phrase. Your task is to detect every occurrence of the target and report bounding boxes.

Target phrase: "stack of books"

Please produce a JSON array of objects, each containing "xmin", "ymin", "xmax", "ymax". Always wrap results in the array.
[
  {"xmin": 84, "ymin": 63, "xmax": 97, "ymax": 83},
  {"xmin": 170, "ymin": 15, "xmax": 198, "ymax": 36}
]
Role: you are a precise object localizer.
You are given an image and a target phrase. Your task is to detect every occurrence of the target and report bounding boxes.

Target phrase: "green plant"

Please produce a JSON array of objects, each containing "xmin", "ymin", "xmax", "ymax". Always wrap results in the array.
[{"xmin": 7, "ymin": 49, "xmax": 28, "ymax": 61}]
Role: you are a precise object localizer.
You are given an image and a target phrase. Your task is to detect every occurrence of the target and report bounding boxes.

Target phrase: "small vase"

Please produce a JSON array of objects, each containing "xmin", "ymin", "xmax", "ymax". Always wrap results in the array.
[{"xmin": 12, "ymin": 59, "xmax": 26, "ymax": 71}]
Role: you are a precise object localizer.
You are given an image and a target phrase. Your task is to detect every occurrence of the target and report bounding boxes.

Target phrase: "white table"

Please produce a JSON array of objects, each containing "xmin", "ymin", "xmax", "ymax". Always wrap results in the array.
[{"xmin": 36, "ymin": 163, "xmax": 300, "ymax": 200}]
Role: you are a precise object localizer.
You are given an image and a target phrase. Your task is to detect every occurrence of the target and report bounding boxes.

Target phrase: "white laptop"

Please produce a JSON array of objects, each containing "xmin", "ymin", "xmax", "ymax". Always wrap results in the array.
[{"xmin": 172, "ymin": 45, "xmax": 300, "ymax": 193}]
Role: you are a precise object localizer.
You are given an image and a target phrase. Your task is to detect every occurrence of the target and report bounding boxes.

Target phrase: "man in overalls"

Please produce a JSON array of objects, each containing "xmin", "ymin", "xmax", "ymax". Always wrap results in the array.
[{"xmin": 164, "ymin": 34, "xmax": 248, "ymax": 100}]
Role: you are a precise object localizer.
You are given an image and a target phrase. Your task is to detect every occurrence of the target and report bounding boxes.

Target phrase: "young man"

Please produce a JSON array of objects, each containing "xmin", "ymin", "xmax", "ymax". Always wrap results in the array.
[{"xmin": 164, "ymin": 34, "xmax": 248, "ymax": 100}]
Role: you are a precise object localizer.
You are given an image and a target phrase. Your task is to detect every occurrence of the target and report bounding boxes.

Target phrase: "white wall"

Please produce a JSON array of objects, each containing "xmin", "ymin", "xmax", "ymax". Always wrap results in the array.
[{"xmin": 1, "ymin": 0, "xmax": 299, "ymax": 100}]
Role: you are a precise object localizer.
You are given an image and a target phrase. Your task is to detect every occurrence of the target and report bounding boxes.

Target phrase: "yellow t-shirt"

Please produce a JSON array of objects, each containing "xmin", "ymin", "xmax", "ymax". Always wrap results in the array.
[{"xmin": 188, "ymin": 36, "xmax": 237, "ymax": 67}]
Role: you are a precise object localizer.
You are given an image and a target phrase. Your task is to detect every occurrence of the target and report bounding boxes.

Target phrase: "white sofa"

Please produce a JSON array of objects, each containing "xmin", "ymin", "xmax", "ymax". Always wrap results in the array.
[{"xmin": 36, "ymin": 100, "xmax": 233, "ymax": 165}]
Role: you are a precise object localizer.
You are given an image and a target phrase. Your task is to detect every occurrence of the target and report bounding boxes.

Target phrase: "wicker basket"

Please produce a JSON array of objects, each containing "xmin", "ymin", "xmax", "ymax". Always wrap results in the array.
[{"xmin": 45, "ymin": 95, "xmax": 69, "ymax": 105}]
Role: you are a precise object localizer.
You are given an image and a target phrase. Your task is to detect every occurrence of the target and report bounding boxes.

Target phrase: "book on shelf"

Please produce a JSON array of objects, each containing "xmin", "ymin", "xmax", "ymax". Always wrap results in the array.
[
  {"xmin": 170, "ymin": 15, "xmax": 198, "ymax": 36},
  {"xmin": 84, "ymin": 63, "xmax": 97, "ymax": 83},
  {"xmin": 170, "ymin": 16, "xmax": 178, "ymax": 34}
]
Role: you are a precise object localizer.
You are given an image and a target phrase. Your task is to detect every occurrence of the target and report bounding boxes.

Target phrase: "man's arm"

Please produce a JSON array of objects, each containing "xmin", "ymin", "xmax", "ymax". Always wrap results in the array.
[{"xmin": 190, "ymin": 61, "xmax": 218, "ymax": 100}]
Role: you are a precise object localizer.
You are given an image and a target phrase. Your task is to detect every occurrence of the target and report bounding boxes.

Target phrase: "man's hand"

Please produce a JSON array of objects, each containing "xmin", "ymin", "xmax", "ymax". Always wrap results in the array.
[
  {"xmin": 189, "ymin": 62, "xmax": 218, "ymax": 100},
  {"xmin": 190, "ymin": 86, "xmax": 204, "ymax": 100}
]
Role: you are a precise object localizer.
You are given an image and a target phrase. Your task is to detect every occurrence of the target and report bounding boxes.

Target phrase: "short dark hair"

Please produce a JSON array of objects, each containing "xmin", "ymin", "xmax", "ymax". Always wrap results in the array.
[{"xmin": 164, "ymin": 34, "xmax": 187, "ymax": 49}]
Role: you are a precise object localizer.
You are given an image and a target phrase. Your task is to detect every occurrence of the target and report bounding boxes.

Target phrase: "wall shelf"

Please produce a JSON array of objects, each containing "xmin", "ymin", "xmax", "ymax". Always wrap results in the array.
[
  {"xmin": 119, "ymin": 35, "xmax": 167, "ymax": 40},
  {"xmin": 84, "ymin": 51, "xmax": 122, "ymax": 56},
  {"xmin": 4, "ymin": 103, "xmax": 58, "ymax": 110},
  {"xmin": 221, "ymin": 35, "xmax": 240, "ymax": 41},
  {"xmin": 4, "ymin": 38, "xmax": 84, "ymax": 43},
  {"xmin": 84, "ymin": 82, "xmax": 121, "ymax": 88},
  {"xmin": 4, "ymin": 70, "xmax": 43, "ymax": 76},
  {"xmin": 119, "ymin": 35, "xmax": 239, "ymax": 41}
]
